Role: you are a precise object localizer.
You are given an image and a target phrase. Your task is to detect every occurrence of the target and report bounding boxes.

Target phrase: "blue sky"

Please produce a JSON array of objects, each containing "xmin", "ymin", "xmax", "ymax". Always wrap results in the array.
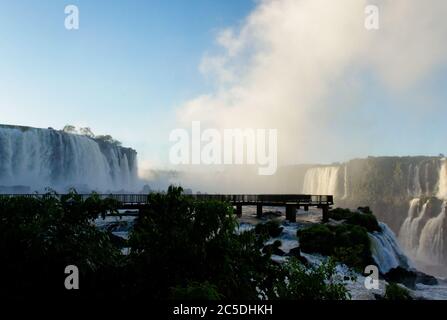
[
  {"xmin": 0, "ymin": 0, "xmax": 254, "ymax": 167},
  {"xmin": 1, "ymin": 0, "xmax": 447, "ymax": 170}
]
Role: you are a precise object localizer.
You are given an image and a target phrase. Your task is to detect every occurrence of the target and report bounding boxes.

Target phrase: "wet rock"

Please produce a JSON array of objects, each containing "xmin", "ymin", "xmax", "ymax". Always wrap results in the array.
[
  {"xmin": 263, "ymin": 240, "xmax": 286, "ymax": 256},
  {"xmin": 108, "ymin": 232, "xmax": 127, "ymax": 249},
  {"xmin": 287, "ymin": 246, "xmax": 308, "ymax": 265},
  {"xmin": 255, "ymin": 221, "xmax": 283, "ymax": 238},
  {"xmin": 383, "ymin": 267, "xmax": 438, "ymax": 289}
]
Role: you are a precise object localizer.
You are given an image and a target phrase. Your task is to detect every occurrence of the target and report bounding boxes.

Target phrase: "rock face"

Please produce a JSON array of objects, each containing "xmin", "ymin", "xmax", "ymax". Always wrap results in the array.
[
  {"xmin": 300, "ymin": 156, "xmax": 447, "ymax": 271},
  {"xmin": 0, "ymin": 124, "xmax": 138, "ymax": 192},
  {"xmin": 301, "ymin": 157, "xmax": 441, "ymax": 230}
]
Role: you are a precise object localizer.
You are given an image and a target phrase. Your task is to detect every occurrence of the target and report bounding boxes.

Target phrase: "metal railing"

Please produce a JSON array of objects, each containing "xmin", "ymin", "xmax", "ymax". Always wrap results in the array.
[{"xmin": 0, "ymin": 193, "xmax": 334, "ymax": 205}]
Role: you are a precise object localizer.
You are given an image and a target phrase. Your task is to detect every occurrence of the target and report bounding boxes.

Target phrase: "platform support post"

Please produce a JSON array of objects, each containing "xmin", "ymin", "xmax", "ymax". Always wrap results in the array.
[
  {"xmin": 256, "ymin": 204, "xmax": 263, "ymax": 218},
  {"xmin": 286, "ymin": 203, "xmax": 297, "ymax": 222},
  {"xmin": 235, "ymin": 204, "xmax": 242, "ymax": 217},
  {"xmin": 322, "ymin": 205, "xmax": 329, "ymax": 223}
]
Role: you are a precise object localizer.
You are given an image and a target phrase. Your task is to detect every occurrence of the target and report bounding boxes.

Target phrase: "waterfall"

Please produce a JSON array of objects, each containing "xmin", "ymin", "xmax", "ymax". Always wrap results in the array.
[
  {"xmin": 398, "ymin": 195, "xmax": 447, "ymax": 267},
  {"xmin": 416, "ymin": 202, "xmax": 447, "ymax": 265},
  {"xmin": 0, "ymin": 125, "xmax": 138, "ymax": 192},
  {"xmin": 398, "ymin": 198, "xmax": 429, "ymax": 256},
  {"xmin": 437, "ymin": 159, "xmax": 447, "ymax": 199},
  {"xmin": 342, "ymin": 164, "xmax": 349, "ymax": 199},
  {"xmin": 424, "ymin": 162, "xmax": 430, "ymax": 195},
  {"xmin": 370, "ymin": 222, "xmax": 411, "ymax": 273},
  {"xmin": 407, "ymin": 164, "xmax": 422, "ymax": 197},
  {"xmin": 302, "ymin": 166, "xmax": 340, "ymax": 195}
]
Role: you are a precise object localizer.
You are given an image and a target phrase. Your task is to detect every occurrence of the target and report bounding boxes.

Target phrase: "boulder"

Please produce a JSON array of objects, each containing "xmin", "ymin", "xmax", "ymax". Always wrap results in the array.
[
  {"xmin": 255, "ymin": 221, "xmax": 283, "ymax": 238},
  {"xmin": 107, "ymin": 232, "xmax": 127, "ymax": 249},
  {"xmin": 263, "ymin": 240, "xmax": 286, "ymax": 256},
  {"xmin": 287, "ymin": 246, "xmax": 308, "ymax": 265},
  {"xmin": 384, "ymin": 267, "xmax": 438, "ymax": 289}
]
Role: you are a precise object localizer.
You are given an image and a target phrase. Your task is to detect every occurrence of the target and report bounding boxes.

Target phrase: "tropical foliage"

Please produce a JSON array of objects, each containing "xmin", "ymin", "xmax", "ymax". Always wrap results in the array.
[{"xmin": 0, "ymin": 186, "xmax": 349, "ymax": 300}]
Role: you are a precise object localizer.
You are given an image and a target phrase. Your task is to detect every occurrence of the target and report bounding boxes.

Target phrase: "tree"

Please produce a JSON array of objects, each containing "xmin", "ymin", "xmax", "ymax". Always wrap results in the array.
[
  {"xmin": 62, "ymin": 125, "xmax": 77, "ymax": 134},
  {"xmin": 0, "ymin": 191, "xmax": 121, "ymax": 300},
  {"xmin": 276, "ymin": 258, "xmax": 350, "ymax": 300},
  {"xmin": 95, "ymin": 134, "xmax": 122, "ymax": 146},
  {"xmin": 79, "ymin": 127, "xmax": 95, "ymax": 138}
]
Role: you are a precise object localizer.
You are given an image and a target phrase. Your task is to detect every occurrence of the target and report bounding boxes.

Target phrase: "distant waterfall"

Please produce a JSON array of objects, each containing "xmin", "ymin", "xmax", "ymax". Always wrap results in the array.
[
  {"xmin": 407, "ymin": 164, "xmax": 422, "ymax": 197},
  {"xmin": 342, "ymin": 164, "xmax": 349, "ymax": 199},
  {"xmin": 0, "ymin": 125, "xmax": 138, "ymax": 192},
  {"xmin": 398, "ymin": 197, "xmax": 447, "ymax": 266},
  {"xmin": 437, "ymin": 159, "xmax": 447, "ymax": 199},
  {"xmin": 302, "ymin": 166, "xmax": 341, "ymax": 196},
  {"xmin": 417, "ymin": 202, "xmax": 446, "ymax": 265},
  {"xmin": 398, "ymin": 199, "xmax": 429, "ymax": 256},
  {"xmin": 370, "ymin": 222, "xmax": 411, "ymax": 273}
]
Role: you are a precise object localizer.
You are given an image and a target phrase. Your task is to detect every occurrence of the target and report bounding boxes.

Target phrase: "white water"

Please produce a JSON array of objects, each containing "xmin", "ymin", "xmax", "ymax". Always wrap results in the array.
[
  {"xmin": 397, "ymin": 159, "xmax": 447, "ymax": 269},
  {"xmin": 437, "ymin": 159, "xmax": 447, "ymax": 199},
  {"xmin": 0, "ymin": 126, "xmax": 138, "ymax": 192},
  {"xmin": 342, "ymin": 164, "xmax": 349, "ymax": 199},
  {"xmin": 302, "ymin": 166, "xmax": 340, "ymax": 196},
  {"xmin": 399, "ymin": 198, "xmax": 447, "ymax": 268},
  {"xmin": 407, "ymin": 164, "xmax": 423, "ymax": 197},
  {"xmin": 417, "ymin": 202, "xmax": 446, "ymax": 265},
  {"xmin": 399, "ymin": 198, "xmax": 429, "ymax": 256},
  {"xmin": 370, "ymin": 222, "xmax": 411, "ymax": 273}
]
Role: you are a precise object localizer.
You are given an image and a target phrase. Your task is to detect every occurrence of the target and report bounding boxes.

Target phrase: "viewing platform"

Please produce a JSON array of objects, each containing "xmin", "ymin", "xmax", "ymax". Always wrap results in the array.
[{"xmin": 0, "ymin": 193, "xmax": 334, "ymax": 222}]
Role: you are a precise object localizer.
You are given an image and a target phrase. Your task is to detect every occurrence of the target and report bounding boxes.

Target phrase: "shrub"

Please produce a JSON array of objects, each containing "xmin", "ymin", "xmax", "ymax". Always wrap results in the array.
[
  {"xmin": 383, "ymin": 283, "xmax": 413, "ymax": 300},
  {"xmin": 170, "ymin": 281, "xmax": 222, "ymax": 300},
  {"xmin": 330, "ymin": 208, "xmax": 381, "ymax": 232},
  {"xmin": 255, "ymin": 220, "xmax": 283, "ymax": 238},
  {"xmin": 346, "ymin": 214, "xmax": 381, "ymax": 232},
  {"xmin": 0, "ymin": 191, "xmax": 122, "ymax": 299},
  {"xmin": 357, "ymin": 206, "xmax": 372, "ymax": 214},
  {"xmin": 297, "ymin": 224, "xmax": 334, "ymax": 256},
  {"xmin": 0, "ymin": 186, "xmax": 350, "ymax": 301},
  {"xmin": 127, "ymin": 186, "xmax": 277, "ymax": 299},
  {"xmin": 329, "ymin": 208, "xmax": 355, "ymax": 220},
  {"xmin": 276, "ymin": 258, "xmax": 350, "ymax": 300},
  {"xmin": 297, "ymin": 223, "xmax": 373, "ymax": 270}
]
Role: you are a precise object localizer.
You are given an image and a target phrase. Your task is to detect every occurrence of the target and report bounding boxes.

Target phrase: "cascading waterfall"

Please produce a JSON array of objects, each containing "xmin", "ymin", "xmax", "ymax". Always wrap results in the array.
[
  {"xmin": 407, "ymin": 164, "xmax": 422, "ymax": 197},
  {"xmin": 417, "ymin": 202, "xmax": 447, "ymax": 265},
  {"xmin": 302, "ymin": 166, "xmax": 341, "ymax": 196},
  {"xmin": 398, "ymin": 199, "xmax": 429, "ymax": 256},
  {"xmin": 424, "ymin": 163, "xmax": 431, "ymax": 196},
  {"xmin": 301, "ymin": 158, "xmax": 446, "ymax": 274},
  {"xmin": 0, "ymin": 125, "xmax": 138, "ymax": 192},
  {"xmin": 370, "ymin": 222, "xmax": 411, "ymax": 273},
  {"xmin": 437, "ymin": 159, "xmax": 447, "ymax": 199},
  {"xmin": 342, "ymin": 164, "xmax": 349, "ymax": 199},
  {"xmin": 397, "ymin": 159, "xmax": 447, "ymax": 268},
  {"xmin": 414, "ymin": 159, "xmax": 447, "ymax": 265}
]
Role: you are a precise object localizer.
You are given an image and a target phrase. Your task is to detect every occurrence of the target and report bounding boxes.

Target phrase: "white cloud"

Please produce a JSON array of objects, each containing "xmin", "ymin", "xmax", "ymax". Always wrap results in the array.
[{"xmin": 177, "ymin": 0, "xmax": 447, "ymax": 166}]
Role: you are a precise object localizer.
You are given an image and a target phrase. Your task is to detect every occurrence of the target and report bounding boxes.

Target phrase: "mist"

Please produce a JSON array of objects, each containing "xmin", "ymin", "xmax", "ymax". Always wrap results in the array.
[{"xmin": 168, "ymin": 0, "xmax": 447, "ymax": 192}]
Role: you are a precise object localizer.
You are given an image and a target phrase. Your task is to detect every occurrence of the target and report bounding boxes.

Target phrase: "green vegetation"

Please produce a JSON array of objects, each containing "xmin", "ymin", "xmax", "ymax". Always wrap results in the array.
[
  {"xmin": 255, "ymin": 220, "xmax": 283, "ymax": 238},
  {"xmin": 170, "ymin": 281, "xmax": 223, "ymax": 300},
  {"xmin": 62, "ymin": 124, "xmax": 122, "ymax": 146},
  {"xmin": 0, "ymin": 191, "xmax": 122, "ymax": 299},
  {"xmin": 0, "ymin": 186, "xmax": 349, "ymax": 300},
  {"xmin": 277, "ymin": 258, "xmax": 350, "ymax": 300},
  {"xmin": 383, "ymin": 283, "xmax": 413, "ymax": 300},
  {"xmin": 329, "ymin": 208, "xmax": 381, "ymax": 232},
  {"xmin": 297, "ymin": 223, "xmax": 373, "ymax": 270}
]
